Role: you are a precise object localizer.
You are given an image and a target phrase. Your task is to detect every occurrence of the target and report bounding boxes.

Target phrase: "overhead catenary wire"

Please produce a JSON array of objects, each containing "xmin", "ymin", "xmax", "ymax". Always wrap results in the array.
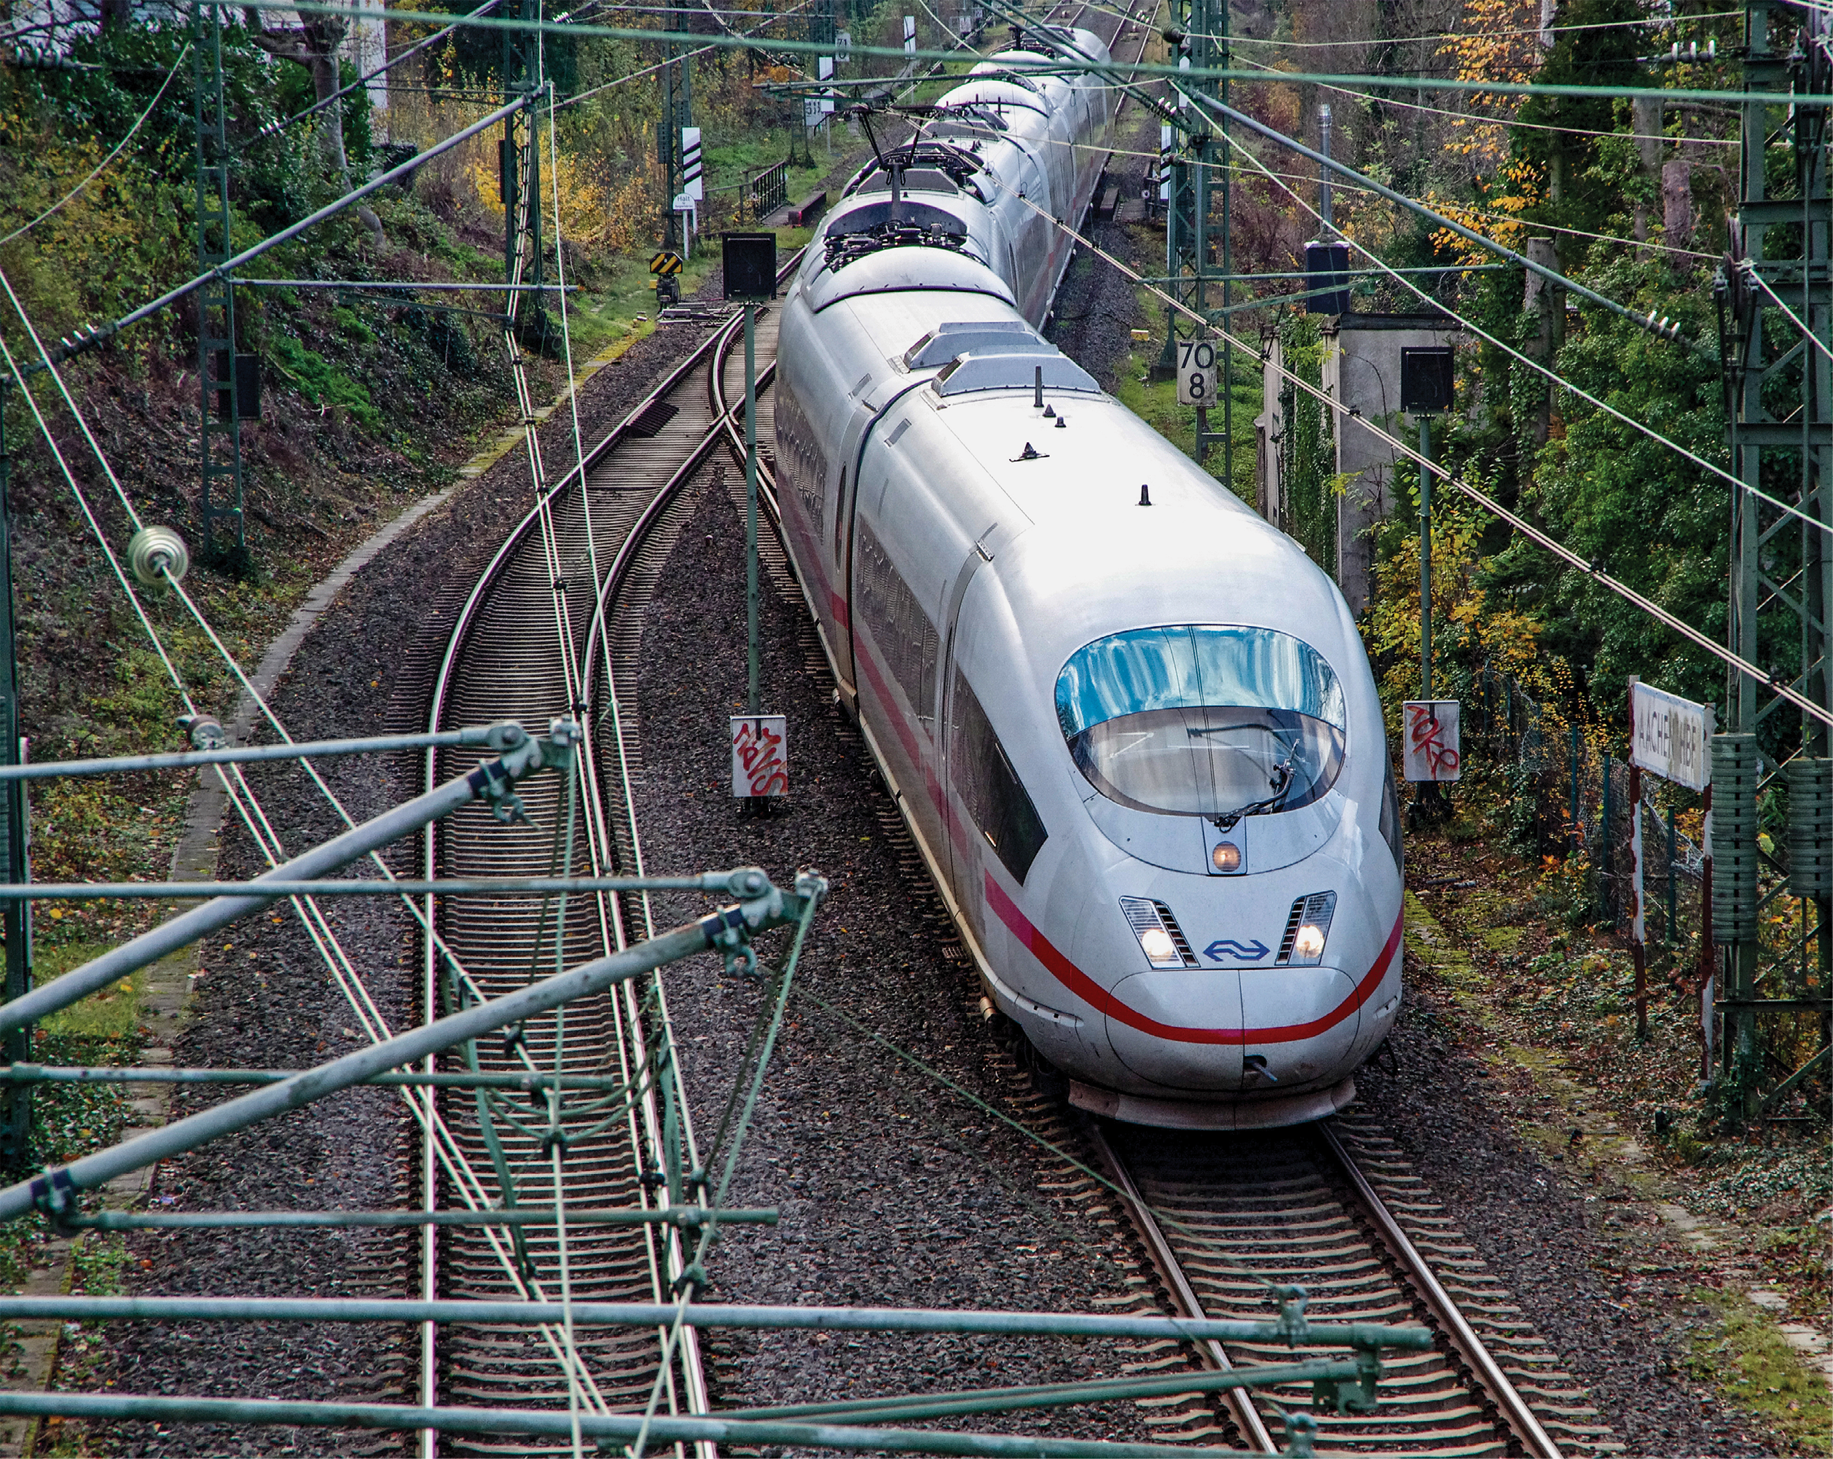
[
  {"xmin": 1200, "ymin": 108, "xmax": 1833, "ymax": 542},
  {"xmin": 0, "ymin": 95, "xmax": 525, "ymax": 385},
  {"xmin": 0, "ymin": 260, "xmax": 611, "ymax": 1419},
  {"xmin": 0, "ymin": 36, "xmax": 757, "ymax": 1412},
  {"xmin": 1744, "ymin": 263, "xmax": 1833, "ymax": 367},
  {"xmin": 1055, "ymin": 0, "xmax": 1737, "ymax": 48},
  {"xmin": 555, "ymin": 0, "xmax": 817, "ymax": 112},
  {"xmin": 985, "ymin": 161, "xmax": 1833, "ymax": 730},
  {"xmin": 1445, "ymin": 201, "xmax": 1721, "ymax": 261},
  {"xmin": 1289, "ymin": 62, "xmax": 1739, "ymax": 150},
  {"xmin": 229, "ymin": 0, "xmax": 1833, "ymax": 110},
  {"xmin": 1157, "ymin": 8, "xmax": 1741, "ymax": 48},
  {"xmin": 255, "ymin": 2, "xmax": 498, "ymax": 142}
]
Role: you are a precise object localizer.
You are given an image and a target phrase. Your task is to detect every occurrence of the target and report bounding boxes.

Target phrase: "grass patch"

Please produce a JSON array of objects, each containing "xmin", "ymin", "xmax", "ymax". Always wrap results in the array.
[
  {"xmin": 265, "ymin": 332, "xmax": 383, "ymax": 430},
  {"xmin": 1688, "ymin": 1289, "xmax": 1833, "ymax": 1452},
  {"xmin": 32, "ymin": 941, "xmax": 144, "ymax": 1044},
  {"xmin": 1111, "ymin": 330, "xmax": 1259, "ymax": 508}
]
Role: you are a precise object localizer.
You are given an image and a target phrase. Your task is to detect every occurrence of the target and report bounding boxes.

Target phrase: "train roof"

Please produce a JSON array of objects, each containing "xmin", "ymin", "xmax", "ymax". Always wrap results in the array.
[{"xmin": 904, "ymin": 386, "xmax": 1362, "ymax": 678}]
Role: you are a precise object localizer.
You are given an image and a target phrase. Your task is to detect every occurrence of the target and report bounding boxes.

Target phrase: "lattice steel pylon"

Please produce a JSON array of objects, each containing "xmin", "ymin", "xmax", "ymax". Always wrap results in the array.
[
  {"xmin": 193, "ymin": 0, "xmax": 245, "ymax": 561},
  {"xmin": 1154, "ymin": 0, "xmax": 1228, "ymax": 469},
  {"xmin": 1713, "ymin": 0, "xmax": 1833, "ymax": 1117},
  {"xmin": 502, "ymin": 0, "xmax": 544, "ymax": 345}
]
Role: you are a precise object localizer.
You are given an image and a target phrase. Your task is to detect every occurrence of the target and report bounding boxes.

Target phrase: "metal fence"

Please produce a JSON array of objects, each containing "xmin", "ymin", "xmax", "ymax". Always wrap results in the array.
[
  {"xmin": 1463, "ymin": 668, "xmax": 1713, "ymax": 1045},
  {"xmin": 747, "ymin": 161, "xmax": 788, "ymax": 222}
]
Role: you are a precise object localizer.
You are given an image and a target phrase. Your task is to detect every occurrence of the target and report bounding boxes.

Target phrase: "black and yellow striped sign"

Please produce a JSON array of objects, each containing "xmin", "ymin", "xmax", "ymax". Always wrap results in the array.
[{"xmin": 649, "ymin": 251, "xmax": 684, "ymax": 277}]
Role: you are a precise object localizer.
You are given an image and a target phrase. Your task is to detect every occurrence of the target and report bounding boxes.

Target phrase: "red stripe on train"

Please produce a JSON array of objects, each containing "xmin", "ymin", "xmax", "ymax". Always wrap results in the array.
[{"xmin": 984, "ymin": 874, "xmax": 1403, "ymax": 1046}]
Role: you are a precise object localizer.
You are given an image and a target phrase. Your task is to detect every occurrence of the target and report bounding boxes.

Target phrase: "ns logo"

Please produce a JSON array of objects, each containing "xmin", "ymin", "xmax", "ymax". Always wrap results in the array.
[{"xmin": 1203, "ymin": 937, "xmax": 1269, "ymax": 962}]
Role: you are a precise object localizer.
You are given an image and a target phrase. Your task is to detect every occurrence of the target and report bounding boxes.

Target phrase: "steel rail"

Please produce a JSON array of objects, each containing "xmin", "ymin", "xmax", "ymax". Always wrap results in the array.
[
  {"xmin": 415, "ymin": 316, "xmax": 748, "ymax": 1449},
  {"xmin": 413, "ymin": 257, "xmax": 795, "ymax": 1450},
  {"xmin": 562, "ymin": 255, "xmax": 805, "ymax": 1459},
  {"xmin": 1093, "ymin": 1114, "xmax": 1601, "ymax": 1457},
  {"xmin": 1316, "ymin": 1121, "xmax": 1565, "ymax": 1459},
  {"xmin": 1083, "ymin": 1121, "xmax": 1279, "ymax": 1453}
]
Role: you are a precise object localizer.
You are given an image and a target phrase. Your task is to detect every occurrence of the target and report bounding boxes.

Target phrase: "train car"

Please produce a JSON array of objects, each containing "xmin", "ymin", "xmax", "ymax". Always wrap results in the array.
[{"xmin": 773, "ymin": 32, "xmax": 1405, "ymax": 1128}]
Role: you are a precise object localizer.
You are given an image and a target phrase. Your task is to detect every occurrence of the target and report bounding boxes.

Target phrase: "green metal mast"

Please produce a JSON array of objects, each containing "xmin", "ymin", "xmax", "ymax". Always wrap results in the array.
[
  {"xmin": 193, "ymin": 0, "xmax": 245, "ymax": 563},
  {"xmin": 503, "ymin": 0, "xmax": 544, "ymax": 342},
  {"xmin": 0, "ymin": 393, "xmax": 30, "ymax": 1174},
  {"xmin": 1155, "ymin": 0, "xmax": 1224, "ymax": 466},
  {"xmin": 1715, "ymin": 0, "xmax": 1833, "ymax": 1116}
]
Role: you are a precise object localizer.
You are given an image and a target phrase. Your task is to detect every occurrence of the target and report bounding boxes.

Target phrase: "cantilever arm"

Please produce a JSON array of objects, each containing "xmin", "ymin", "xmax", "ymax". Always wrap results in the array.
[{"xmin": 0, "ymin": 722, "xmax": 575, "ymax": 1034}]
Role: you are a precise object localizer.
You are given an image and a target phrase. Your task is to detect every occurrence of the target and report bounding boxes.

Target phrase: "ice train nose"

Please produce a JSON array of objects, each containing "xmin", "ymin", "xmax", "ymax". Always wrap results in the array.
[{"xmin": 1103, "ymin": 966, "xmax": 1361, "ymax": 1092}]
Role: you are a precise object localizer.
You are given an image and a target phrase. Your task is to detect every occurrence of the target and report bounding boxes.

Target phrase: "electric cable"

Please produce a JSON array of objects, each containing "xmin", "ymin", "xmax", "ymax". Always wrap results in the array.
[
  {"xmin": 1744, "ymin": 264, "xmax": 1833, "ymax": 367},
  {"xmin": 229, "ymin": 0, "xmax": 1833, "ymax": 111},
  {"xmin": 1206, "ymin": 116, "xmax": 1833, "ymax": 542},
  {"xmin": 254, "ymin": 3, "xmax": 496, "ymax": 142},
  {"xmin": 0, "ymin": 265, "xmax": 614, "ymax": 1414},
  {"xmin": 555, "ymin": 0, "xmax": 817, "ymax": 111},
  {"xmin": 1060, "ymin": 0, "xmax": 1742, "ymax": 49},
  {"xmin": 986, "ymin": 161, "xmax": 1833, "ymax": 729},
  {"xmin": 1302, "ymin": 66, "xmax": 1738, "ymax": 149},
  {"xmin": 0, "ymin": 40, "xmax": 192, "ymax": 248}
]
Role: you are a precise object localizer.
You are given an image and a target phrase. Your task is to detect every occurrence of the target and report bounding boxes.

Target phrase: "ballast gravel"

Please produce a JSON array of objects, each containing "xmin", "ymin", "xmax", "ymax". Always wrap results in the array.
[
  {"xmin": 66, "ymin": 152, "xmax": 1784, "ymax": 1459},
  {"xmin": 83, "ymin": 320, "xmax": 719, "ymax": 1458}
]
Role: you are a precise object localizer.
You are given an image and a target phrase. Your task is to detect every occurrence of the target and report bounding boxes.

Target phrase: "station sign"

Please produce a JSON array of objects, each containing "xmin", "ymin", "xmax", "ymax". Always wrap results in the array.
[
  {"xmin": 1631, "ymin": 680, "xmax": 1713, "ymax": 791},
  {"xmin": 1402, "ymin": 700, "xmax": 1461, "ymax": 782},
  {"xmin": 731, "ymin": 716, "xmax": 789, "ymax": 798}
]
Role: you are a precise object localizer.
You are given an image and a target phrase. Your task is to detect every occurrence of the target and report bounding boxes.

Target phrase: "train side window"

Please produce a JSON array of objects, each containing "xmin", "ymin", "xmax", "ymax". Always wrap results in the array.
[
  {"xmin": 950, "ymin": 669, "xmax": 1047, "ymax": 882},
  {"xmin": 855, "ymin": 519, "xmax": 939, "ymax": 728}
]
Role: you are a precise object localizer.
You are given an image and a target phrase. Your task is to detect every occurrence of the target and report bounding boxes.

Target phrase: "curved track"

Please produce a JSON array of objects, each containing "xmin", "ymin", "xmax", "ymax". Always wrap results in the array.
[
  {"xmin": 708, "ymin": 19, "xmax": 1618, "ymax": 1455},
  {"xmin": 390, "ymin": 3, "xmax": 1173, "ymax": 1451},
  {"xmin": 410, "ymin": 296, "xmax": 776, "ymax": 1455}
]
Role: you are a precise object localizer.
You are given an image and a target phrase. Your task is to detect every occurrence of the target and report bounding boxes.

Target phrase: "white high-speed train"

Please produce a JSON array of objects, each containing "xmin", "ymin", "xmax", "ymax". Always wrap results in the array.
[{"xmin": 773, "ymin": 31, "xmax": 1406, "ymax": 1128}]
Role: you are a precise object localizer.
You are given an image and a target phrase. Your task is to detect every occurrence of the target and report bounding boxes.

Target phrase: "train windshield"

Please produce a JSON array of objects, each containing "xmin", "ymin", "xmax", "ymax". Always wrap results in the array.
[{"xmin": 1055, "ymin": 626, "xmax": 1346, "ymax": 819}]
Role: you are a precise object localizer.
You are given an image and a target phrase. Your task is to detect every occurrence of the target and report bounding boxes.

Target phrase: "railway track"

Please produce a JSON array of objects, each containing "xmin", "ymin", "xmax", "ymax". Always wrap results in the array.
[
  {"xmin": 701, "ymin": 17, "xmax": 1623, "ymax": 1459},
  {"xmin": 386, "ymin": 4, "xmax": 1155, "ymax": 1451},
  {"xmin": 408, "ymin": 292, "xmax": 780, "ymax": 1455},
  {"xmin": 702, "ymin": 14, "xmax": 1624, "ymax": 1457},
  {"xmin": 1086, "ymin": 1115, "xmax": 1624, "ymax": 1457}
]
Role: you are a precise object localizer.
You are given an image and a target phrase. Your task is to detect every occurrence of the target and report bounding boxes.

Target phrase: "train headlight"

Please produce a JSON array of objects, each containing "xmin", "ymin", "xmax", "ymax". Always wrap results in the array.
[
  {"xmin": 1121, "ymin": 897, "xmax": 1195, "ymax": 969},
  {"xmin": 1210, "ymin": 841, "xmax": 1241, "ymax": 873},
  {"xmin": 1277, "ymin": 891, "xmax": 1337, "ymax": 967}
]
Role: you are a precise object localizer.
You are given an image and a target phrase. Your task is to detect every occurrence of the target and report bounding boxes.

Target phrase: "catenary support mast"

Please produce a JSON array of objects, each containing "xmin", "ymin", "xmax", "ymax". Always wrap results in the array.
[{"xmin": 1714, "ymin": 0, "xmax": 1833, "ymax": 1115}]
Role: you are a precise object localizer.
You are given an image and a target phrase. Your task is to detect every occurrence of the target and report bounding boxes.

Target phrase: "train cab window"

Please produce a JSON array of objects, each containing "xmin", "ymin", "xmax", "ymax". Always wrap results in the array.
[
  {"xmin": 1380, "ymin": 756, "xmax": 1404, "ymax": 874},
  {"xmin": 951, "ymin": 670, "xmax": 1048, "ymax": 882},
  {"xmin": 1055, "ymin": 626, "xmax": 1347, "ymax": 820}
]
